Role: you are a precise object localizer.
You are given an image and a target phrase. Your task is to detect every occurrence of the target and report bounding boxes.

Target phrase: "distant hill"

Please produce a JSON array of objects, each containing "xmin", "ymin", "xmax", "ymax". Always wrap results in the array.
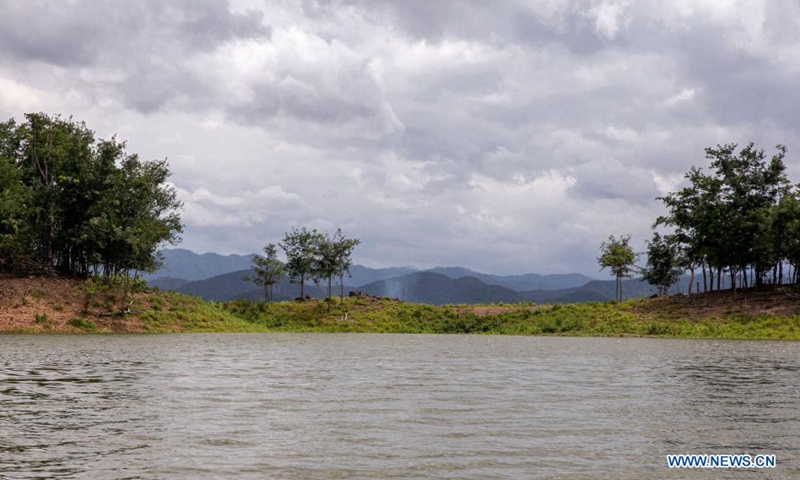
[
  {"xmin": 147, "ymin": 277, "xmax": 190, "ymax": 291},
  {"xmin": 428, "ymin": 267, "xmax": 593, "ymax": 291},
  {"xmin": 174, "ymin": 269, "xmax": 334, "ymax": 302},
  {"xmin": 145, "ymin": 249, "xmax": 683, "ymax": 305},
  {"xmin": 519, "ymin": 277, "xmax": 682, "ymax": 304},
  {"xmin": 346, "ymin": 265, "xmax": 418, "ymax": 287},
  {"xmin": 142, "ymin": 249, "xmax": 254, "ymax": 282},
  {"xmin": 358, "ymin": 272, "xmax": 522, "ymax": 305}
]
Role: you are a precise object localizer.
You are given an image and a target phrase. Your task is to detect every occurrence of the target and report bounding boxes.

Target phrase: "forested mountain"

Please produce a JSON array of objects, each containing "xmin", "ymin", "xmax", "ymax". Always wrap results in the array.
[
  {"xmin": 428, "ymin": 267, "xmax": 593, "ymax": 291},
  {"xmin": 142, "ymin": 249, "xmax": 254, "ymax": 281},
  {"xmin": 146, "ymin": 249, "xmax": 615, "ymax": 304},
  {"xmin": 358, "ymin": 272, "xmax": 522, "ymax": 305},
  {"xmin": 173, "ymin": 269, "xmax": 328, "ymax": 302},
  {"xmin": 164, "ymin": 265, "xmax": 667, "ymax": 305}
]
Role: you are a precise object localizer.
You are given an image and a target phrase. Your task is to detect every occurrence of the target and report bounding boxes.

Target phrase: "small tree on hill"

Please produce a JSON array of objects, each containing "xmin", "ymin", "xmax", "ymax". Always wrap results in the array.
[
  {"xmin": 335, "ymin": 233, "xmax": 360, "ymax": 300},
  {"xmin": 598, "ymin": 234, "xmax": 638, "ymax": 301},
  {"xmin": 314, "ymin": 228, "xmax": 361, "ymax": 303},
  {"xmin": 243, "ymin": 243, "xmax": 284, "ymax": 302},
  {"xmin": 642, "ymin": 232, "xmax": 683, "ymax": 296},
  {"xmin": 280, "ymin": 227, "xmax": 324, "ymax": 298}
]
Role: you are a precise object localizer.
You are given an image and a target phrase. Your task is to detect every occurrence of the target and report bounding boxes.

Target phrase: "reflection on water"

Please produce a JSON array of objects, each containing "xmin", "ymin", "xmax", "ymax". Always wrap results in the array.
[{"xmin": 1, "ymin": 334, "xmax": 798, "ymax": 479}]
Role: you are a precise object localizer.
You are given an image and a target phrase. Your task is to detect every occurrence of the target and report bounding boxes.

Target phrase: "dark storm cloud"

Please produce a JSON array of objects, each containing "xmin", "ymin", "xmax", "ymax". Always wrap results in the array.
[
  {"xmin": 0, "ymin": 0, "xmax": 268, "ymax": 65},
  {"xmin": 0, "ymin": 0, "xmax": 269, "ymax": 111}
]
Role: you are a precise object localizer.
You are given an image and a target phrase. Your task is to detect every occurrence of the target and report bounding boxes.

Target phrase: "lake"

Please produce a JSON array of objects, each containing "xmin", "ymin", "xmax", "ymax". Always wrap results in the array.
[{"xmin": 1, "ymin": 334, "xmax": 798, "ymax": 479}]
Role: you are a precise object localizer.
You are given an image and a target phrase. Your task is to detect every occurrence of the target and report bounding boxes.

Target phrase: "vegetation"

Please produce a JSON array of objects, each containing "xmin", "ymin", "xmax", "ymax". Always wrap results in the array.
[
  {"xmin": 598, "ymin": 235, "xmax": 638, "ymax": 301},
  {"xmin": 605, "ymin": 142, "xmax": 800, "ymax": 299},
  {"xmin": 280, "ymin": 227, "xmax": 325, "ymax": 298},
  {"xmin": 641, "ymin": 233, "xmax": 683, "ymax": 296},
  {"xmin": 273, "ymin": 227, "xmax": 360, "ymax": 300},
  {"xmin": 3, "ymin": 274, "xmax": 799, "ymax": 339},
  {"xmin": 243, "ymin": 243, "xmax": 283, "ymax": 302},
  {"xmin": 653, "ymin": 143, "xmax": 800, "ymax": 295},
  {"xmin": 0, "ymin": 113, "xmax": 183, "ymax": 276}
]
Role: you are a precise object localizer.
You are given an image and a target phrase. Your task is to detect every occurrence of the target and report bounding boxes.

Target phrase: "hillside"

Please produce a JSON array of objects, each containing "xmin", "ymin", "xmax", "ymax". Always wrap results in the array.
[
  {"xmin": 143, "ymin": 250, "xmax": 603, "ymax": 304},
  {"xmin": 173, "ymin": 269, "xmax": 334, "ymax": 301},
  {"xmin": 428, "ymin": 267, "xmax": 593, "ymax": 291},
  {"xmin": 142, "ymin": 249, "xmax": 255, "ymax": 282},
  {"xmin": 2, "ymin": 274, "xmax": 800, "ymax": 339},
  {"xmin": 359, "ymin": 272, "xmax": 522, "ymax": 305}
]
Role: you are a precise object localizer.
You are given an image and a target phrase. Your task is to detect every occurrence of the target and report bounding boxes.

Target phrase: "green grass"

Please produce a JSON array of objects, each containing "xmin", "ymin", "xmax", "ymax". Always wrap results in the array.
[
  {"xmin": 67, "ymin": 318, "xmax": 98, "ymax": 332},
  {"xmin": 137, "ymin": 292, "xmax": 272, "ymax": 333},
  {"xmin": 106, "ymin": 291, "xmax": 800, "ymax": 339},
  {"xmin": 201, "ymin": 297, "xmax": 800, "ymax": 339}
]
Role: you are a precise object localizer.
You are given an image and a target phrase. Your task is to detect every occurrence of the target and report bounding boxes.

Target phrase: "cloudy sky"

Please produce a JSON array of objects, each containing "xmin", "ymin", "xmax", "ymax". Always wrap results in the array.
[{"xmin": 1, "ymin": 0, "xmax": 799, "ymax": 276}]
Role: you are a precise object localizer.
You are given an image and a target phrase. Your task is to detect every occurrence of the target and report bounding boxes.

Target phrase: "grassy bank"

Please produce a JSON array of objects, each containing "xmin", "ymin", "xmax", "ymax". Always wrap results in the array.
[{"xmin": 1, "ymin": 274, "xmax": 799, "ymax": 339}]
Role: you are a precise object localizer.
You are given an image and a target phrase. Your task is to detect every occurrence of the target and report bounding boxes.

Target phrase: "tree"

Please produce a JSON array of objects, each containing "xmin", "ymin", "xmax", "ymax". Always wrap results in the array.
[
  {"xmin": 332, "ymin": 230, "xmax": 360, "ymax": 300},
  {"xmin": 315, "ymin": 232, "xmax": 339, "ymax": 302},
  {"xmin": 598, "ymin": 234, "xmax": 638, "ymax": 301},
  {"xmin": 0, "ymin": 113, "xmax": 183, "ymax": 276},
  {"xmin": 657, "ymin": 143, "xmax": 795, "ymax": 296},
  {"xmin": 280, "ymin": 227, "xmax": 324, "ymax": 298},
  {"xmin": 642, "ymin": 233, "xmax": 683, "ymax": 296},
  {"xmin": 244, "ymin": 243, "xmax": 284, "ymax": 302}
]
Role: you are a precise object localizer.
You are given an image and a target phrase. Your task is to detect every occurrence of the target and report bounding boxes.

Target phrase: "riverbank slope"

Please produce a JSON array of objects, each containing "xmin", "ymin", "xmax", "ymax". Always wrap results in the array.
[{"xmin": 1, "ymin": 274, "xmax": 799, "ymax": 338}]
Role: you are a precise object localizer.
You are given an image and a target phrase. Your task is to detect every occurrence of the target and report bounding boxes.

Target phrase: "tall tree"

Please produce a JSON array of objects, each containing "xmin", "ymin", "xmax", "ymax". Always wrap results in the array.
[
  {"xmin": 598, "ymin": 234, "xmax": 638, "ymax": 301},
  {"xmin": 0, "ymin": 113, "xmax": 183, "ymax": 276},
  {"xmin": 642, "ymin": 233, "xmax": 683, "ymax": 296},
  {"xmin": 332, "ymin": 230, "xmax": 360, "ymax": 300},
  {"xmin": 244, "ymin": 243, "xmax": 284, "ymax": 302},
  {"xmin": 280, "ymin": 227, "xmax": 324, "ymax": 298}
]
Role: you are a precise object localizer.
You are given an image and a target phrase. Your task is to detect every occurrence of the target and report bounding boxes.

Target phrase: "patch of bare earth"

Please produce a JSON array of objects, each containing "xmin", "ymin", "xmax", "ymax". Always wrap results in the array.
[
  {"xmin": 631, "ymin": 284, "xmax": 800, "ymax": 320},
  {"xmin": 0, "ymin": 274, "xmax": 146, "ymax": 333}
]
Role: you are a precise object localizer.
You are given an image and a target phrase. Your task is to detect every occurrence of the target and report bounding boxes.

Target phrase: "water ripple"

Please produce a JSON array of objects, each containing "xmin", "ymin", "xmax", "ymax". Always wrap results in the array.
[{"xmin": 0, "ymin": 334, "xmax": 798, "ymax": 479}]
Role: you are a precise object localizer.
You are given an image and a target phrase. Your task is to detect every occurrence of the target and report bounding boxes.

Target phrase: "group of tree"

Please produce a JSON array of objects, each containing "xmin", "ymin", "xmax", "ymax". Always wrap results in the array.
[
  {"xmin": 246, "ymin": 227, "xmax": 360, "ymax": 302},
  {"xmin": 0, "ymin": 113, "xmax": 183, "ymax": 277},
  {"xmin": 600, "ymin": 142, "xmax": 800, "ymax": 299}
]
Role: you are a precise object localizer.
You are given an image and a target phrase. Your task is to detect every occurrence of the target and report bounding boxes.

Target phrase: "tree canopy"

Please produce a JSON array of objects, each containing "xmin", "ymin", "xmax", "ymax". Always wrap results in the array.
[
  {"xmin": 0, "ymin": 113, "xmax": 183, "ymax": 276},
  {"xmin": 276, "ymin": 227, "xmax": 360, "ymax": 300},
  {"xmin": 244, "ymin": 243, "xmax": 284, "ymax": 302},
  {"xmin": 656, "ymin": 143, "xmax": 799, "ymax": 293},
  {"xmin": 598, "ymin": 234, "xmax": 638, "ymax": 301}
]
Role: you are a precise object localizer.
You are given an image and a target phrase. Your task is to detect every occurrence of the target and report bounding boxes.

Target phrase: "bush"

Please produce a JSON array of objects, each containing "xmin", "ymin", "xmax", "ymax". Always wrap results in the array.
[{"xmin": 68, "ymin": 318, "xmax": 98, "ymax": 332}]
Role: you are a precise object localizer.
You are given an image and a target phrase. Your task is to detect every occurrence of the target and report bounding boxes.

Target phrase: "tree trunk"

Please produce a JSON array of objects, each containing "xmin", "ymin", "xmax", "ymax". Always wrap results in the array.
[
  {"xmin": 300, "ymin": 274, "xmax": 305, "ymax": 298},
  {"xmin": 688, "ymin": 266, "xmax": 695, "ymax": 295},
  {"xmin": 702, "ymin": 264, "xmax": 707, "ymax": 292},
  {"xmin": 340, "ymin": 274, "xmax": 345, "ymax": 299},
  {"xmin": 730, "ymin": 268, "xmax": 737, "ymax": 301}
]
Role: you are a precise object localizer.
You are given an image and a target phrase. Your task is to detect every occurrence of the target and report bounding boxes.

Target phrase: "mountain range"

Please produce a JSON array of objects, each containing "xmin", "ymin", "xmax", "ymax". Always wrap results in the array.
[{"xmin": 144, "ymin": 249, "xmax": 677, "ymax": 304}]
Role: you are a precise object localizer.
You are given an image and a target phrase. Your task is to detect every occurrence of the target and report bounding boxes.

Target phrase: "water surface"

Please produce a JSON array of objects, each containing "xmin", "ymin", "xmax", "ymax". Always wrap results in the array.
[{"xmin": 1, "ymin": 334, "xmax": 798, "ymax": 479}]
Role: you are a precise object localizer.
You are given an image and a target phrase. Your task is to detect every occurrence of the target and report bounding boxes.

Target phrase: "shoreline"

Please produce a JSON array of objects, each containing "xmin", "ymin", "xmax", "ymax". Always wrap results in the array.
[{"xmin": 1, "ymin": 274, "xmax": 799, "ymax": 339}]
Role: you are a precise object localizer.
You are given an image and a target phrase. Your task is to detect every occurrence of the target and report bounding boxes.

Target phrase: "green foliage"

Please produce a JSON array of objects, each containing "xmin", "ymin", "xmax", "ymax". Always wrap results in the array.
[
  {"xmin": 280, "ymin": 227, "xmax": 326, "ymax": 298},
  {"xmin": 34, "ymin": 312, "xmax": 52, "ymax": 330},
  {"xmin": 67, "ymin": 318, "xmax": 98, "ymax": 332},
  {"xmin": 642, "ymin": 232, "xmax": 683, "ymax": 295},
  {"xmin": 278, "ymin": 227, "xmax": 360, "ymax": 300},
  {"xmin": 244, "ymin": 243, "xmax": 284, "ymax": 302},
  {"xmin": 657, "ymin": 143, "xmax": 798, "ymax": 291},
  {"xmin": 598, "ymin": 234, "xmax": 638, "ymax": 301},
  {"xmin": 80, "ymin": 273, "xmax": 148, "ymax": 314},
  {"xmin": 0, "ymin": 113, "xmax": 183, "ymax": 276}
]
